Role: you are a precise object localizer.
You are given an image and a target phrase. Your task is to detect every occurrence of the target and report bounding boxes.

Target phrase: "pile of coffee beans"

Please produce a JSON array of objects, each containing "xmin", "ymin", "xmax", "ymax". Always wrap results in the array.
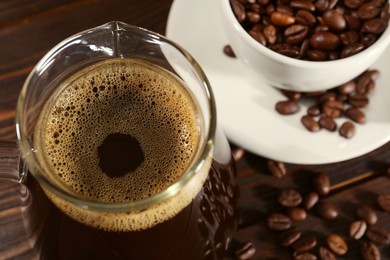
[
  {"xmin": 230, "ymin": 0, "xmax": 390, "ymax": 60},
  {"xmin": 275, "ymin": 69, "xmax": 380, "ymax": 138}
]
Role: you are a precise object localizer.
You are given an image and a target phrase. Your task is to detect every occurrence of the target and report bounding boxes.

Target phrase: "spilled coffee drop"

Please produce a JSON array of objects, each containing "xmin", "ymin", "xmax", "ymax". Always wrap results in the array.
[{"xmin": 98, "ymin": 133, "xmax": 144, "ymax": 178}]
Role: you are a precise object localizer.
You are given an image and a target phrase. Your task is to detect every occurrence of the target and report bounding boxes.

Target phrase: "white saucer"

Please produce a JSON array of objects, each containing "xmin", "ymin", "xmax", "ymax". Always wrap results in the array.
[{"xmin": 166, "ymin": 0, "xmax": 390, "ymax": 164}]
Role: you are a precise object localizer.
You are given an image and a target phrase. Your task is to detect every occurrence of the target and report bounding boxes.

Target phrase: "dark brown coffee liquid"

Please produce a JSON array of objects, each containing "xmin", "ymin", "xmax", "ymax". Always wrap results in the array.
[
  {"xmin": 27, "ymin": 158, "xmax": 238, "ymax": 259},
  {"xmin": 32, "ymin": 58, "xmax": 238, "ymax": 258},
  {"xmin": 98, "ymin": 133, "xmax": 144, "ymax": 178}
]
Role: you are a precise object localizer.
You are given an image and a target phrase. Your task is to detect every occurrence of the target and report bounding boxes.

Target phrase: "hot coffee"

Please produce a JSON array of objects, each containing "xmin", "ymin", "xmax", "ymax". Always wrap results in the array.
[{"xmin": 31, "ymin": 58, "xmax": 238, "ymax": 258}]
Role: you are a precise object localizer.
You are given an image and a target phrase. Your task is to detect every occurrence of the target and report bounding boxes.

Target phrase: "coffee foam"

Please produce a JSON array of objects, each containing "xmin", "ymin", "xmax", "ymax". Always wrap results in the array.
[{"xmin": 35, "ymin": 58, "xmax": 209, "ymax": 231}]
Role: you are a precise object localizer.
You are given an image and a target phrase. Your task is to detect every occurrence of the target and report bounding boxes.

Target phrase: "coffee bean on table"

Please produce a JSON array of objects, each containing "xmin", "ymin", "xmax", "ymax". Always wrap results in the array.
[
  {"xmin": 312, "ymin": 173, "xmax": 331, "ymax": 196},
  {"xmin": 345, "ymin": 107, "xmax": 366, "ymax": 124},
  {"xmin": 349, "ymin": 93, "xmax": 369, "ymax": 108},
  {"xmin": 278, "ymin": 188, "xmax": 303, "ymax": 208},
  {"xmin": 326, "ymin": 234, "xmax": 348, "ymax": 256},
  {"xmin": 377, "ymin": 193, "xmax": 390, "ymax": 213},
  {"xmin": 287, "ymin": 207, "xmax": 307, "ymax": 222},
  {"xmin": 267, "ymin": 160, "xmax": 286, "ymax": 178},
  {"xmin": 307, "ymin": 105, "xmax": 321, "ymax": 116},
  {"xmin": 268, "ymin": 213, "xmax": 292, "ymax": 231},
  {"xmin": 234, "ymin": 241, "xmax": 256, "ymax": 260},
  {"xmin": 360, "ymin": 241, "xmax": 381, "ymax": 260},
  {"xmin": 293, "ymin": 252, "xmax": 317, "ymax": 260},
  {"xmin": 301, "ymin": 115, "xmax": 320, "ymax": 132},
  {"xmin": 319, "ymin": 116, "xmax": 337, "ymax": 132},
  {"xmin": 339, "ymin": 121, "xmax": 355, "ymax": 139},
  {"xmin": 315, "ymin": 201, "xmax": 338, "ymax": 220},
  {"xmin": 322, "ymin": 99, "xmax": 344, "ymax": 118},
  {"xmin": 366, "ymin": 224, "xmax": 390, "ymax": 245},
  {"xmin": 302, "ymin": 191, "xmax": 319, "ymax": 210},
  {"xmin": 223, "ymin": 45, "xmax": 236, "ymax": 58},
  {"xmin": 276, "ymin": 100, "xmax": 300, "ymax": 115},
  {"xmin": 292, "ymin": 235, "xmax": 317, "ymax": 253},
  {"xmin": 356, "ymin": 205, "xmax": 377, "ymax": 225},
  {"xmin": 319, "ymin": 246, "xmax": 336, "ymax": 260},
  {"xmin": 349, "ymin": 220, "xmax": 367, "ymax": 240},
  {"xmin": 280, "ymin": 228, "xmax": 302, "ymax": 247}
]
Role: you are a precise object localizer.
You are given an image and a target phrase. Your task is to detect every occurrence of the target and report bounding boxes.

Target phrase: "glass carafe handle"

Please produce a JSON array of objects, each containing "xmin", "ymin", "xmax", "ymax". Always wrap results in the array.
[{"xmin": 0, "ymin": 139, "xmax": 27, "ymax": 183}]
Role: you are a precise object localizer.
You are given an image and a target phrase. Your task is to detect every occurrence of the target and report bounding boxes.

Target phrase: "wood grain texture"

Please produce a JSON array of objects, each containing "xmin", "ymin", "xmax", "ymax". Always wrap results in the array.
[{"xmin": 1, "ymin": 0, "xmax": 390, "ymax": 259}]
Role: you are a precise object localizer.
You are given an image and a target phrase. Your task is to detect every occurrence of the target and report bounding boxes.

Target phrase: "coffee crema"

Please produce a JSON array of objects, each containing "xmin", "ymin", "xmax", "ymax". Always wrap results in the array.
[{"xmin": 34, "ymin": 58, "xmax": 210, "ymax": 232}]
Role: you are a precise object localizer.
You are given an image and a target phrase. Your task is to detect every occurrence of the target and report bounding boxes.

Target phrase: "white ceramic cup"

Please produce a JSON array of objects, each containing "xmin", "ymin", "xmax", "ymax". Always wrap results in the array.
[{"xmin": 219, "ymin": 0, "xmax": 390, "ymax": 92}]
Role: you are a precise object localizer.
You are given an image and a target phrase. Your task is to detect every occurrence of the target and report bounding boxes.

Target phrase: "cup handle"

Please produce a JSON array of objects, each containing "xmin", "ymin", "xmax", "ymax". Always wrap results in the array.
[{"xmin": 0, "ymin": 139, "xmax": 27, "ymax": 183}]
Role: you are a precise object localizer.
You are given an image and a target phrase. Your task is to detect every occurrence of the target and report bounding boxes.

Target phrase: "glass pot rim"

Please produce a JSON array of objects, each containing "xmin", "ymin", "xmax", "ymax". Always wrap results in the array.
[{"xmin": 15, "ymin": 21, "xmax": 217, "ymax": 212}]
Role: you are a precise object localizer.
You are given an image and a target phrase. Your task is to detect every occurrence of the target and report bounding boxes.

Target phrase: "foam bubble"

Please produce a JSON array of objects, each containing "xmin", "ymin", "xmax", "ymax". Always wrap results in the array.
[{"xmin": 35, "ymin": 58, "xmax": 209, "ymax": 231}]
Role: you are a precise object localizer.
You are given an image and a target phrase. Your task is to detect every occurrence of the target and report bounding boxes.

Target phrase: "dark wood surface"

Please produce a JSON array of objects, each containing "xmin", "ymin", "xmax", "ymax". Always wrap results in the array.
[{"xmin": 1, "ymin": 0, "xmax": 390, "ymax": 259}]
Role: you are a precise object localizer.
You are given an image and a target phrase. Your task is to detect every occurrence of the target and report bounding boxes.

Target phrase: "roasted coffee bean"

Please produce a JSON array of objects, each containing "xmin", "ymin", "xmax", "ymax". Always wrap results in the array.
[
  {"xmin": 302, "ymin": 191, "xmax": 319, "ymax": 210},
  {"xmin": 345, "ymin": 107, "xmax": 366, "ymax": 123},
  {"xmin": 263, "ymin": 25, "xmax": 277, "ymax": 44},
  {"xmin": 280, "ymin": 228, "xmax": 302, "ymax": 247},
  {"xmin": 319, "ymin": 246, "xmax": 336, "ymax": 260},
  {"xmin": 223, "ymin": 45, "xmax": 236, "ymax": 58},
  {"xmin": 231, "ymin": 0, "xmax": 246, "ymax": 23},
  {"xmin": 281, "ymin": 89, "xmax": 302, "ymax": 100},
  {"xmin": 361, "ymin": 33, "xmax": 377, "ymax": 46},
  {"xmin": 337, "ymin": 80, "xmax": 356, "ymax": 94},
  {"xmin": 349, "ymin": 220, "xmax": 367, "ymax": 240},
  {"xmin": 360, "ymin": 241, "xmax": 381, "ymax": 260},
  {"xmin": 312, "ymin": 173, "xmax": 331, "ymax": 196},
  {"xmin": 307, "ymin": 50, "xmax": 328, "ymax": 61},
  {"xmin": 285, "ymin": 24, "xmax": 309, "ymax": 44},
  {"xmin": 275, "ymin": 44, "xmax": 301, "ymax": 58},
  {"xmin": 339, "ymin": 121, "xmax": 355, "ymax": 139},
  {"xmin": 276, "ymin": 100, "xmax": 300, "ymax": 115},
  {"xmin": 290, "ymin": 0, "xmax": 316, "ymax": 11},
  {"xmin": 294, "ymin": 252, "xmax": 317, "ymax": 260},
  {"xmin": 278, "ymin": 188, "xmax": 303, "ymax": 208},
  {"xmin": 340, "ymin": 31, "xmax": 360, "ymax": 45},
  {"xmin": 349, "ymin": 93, "xmax": 369, "ymax": 108},
  {"xmin": 287, "ymin": 207, "xmax": 307, "ymax": 222},
  {"xmin": 310, "ymin": 31, "xmax": 340, "ymax": 51},
  {"xmin": 271, "ymin": 12, "xmax": 296, "ymax": 27},
  {"xmin": 341, "ymin": 42, "xmax": 366, "ymax": 58},
  {"xmin": 366, "ymin": 224, "xmax": 390, "ymax": 245},
  {"xmin": 301, "ymin": 115, "xmax": 320, "ymax": 132},
  {"xmin": 326, "ymin": 234, "xmax": 348, "ymax": 256},
  {"xmin": 322, "ymin": 99, "xmax": 344, "ymax": 118},
  {"xmin": 357, "ymin": 205, "xmax": 378, "ymax": 225},
  {"xmin": 358, "ymin": 2, "xmax": 381, "ymax": 20},
  {"xmin": 247, "ymin": 11, "xmax": 261, "ymax": 23},
  {"xmin": 267, "ymin": 213, "xmax": 292, "ymax": 230},
  {"xmin": 267, "ymin": 160, "xmax": 286, "ymax": 178},
  {"xmin": 292, "ymin": 235, "xmax": 317, "ymax": 252},
  {"xmin": 235, "ymin": 241, "xmax": 256, "ymax": 260},
  {"xmin": 307, "ymin": 105, "xmax": 321, "ymax": 116},
  {"xmin": 363, "ymin": 18, "xmax": 388, "ymax": 34},
  {"xmin": 319, "ymin": 116, "xmax": 337, "ymax": 132},
  {"xmin": 315, "ymin": 201, "xmax": 338, "ymax": 220},
  {"xmin": 231, "ymin": 146, "xmax": 245, "ymax": 161},
  {"xmin": 296, "ymin": 10, "xmax": 316, "ymax": 26},
  {"xmin": 323, "ymin": 10, "xmax": 346, "ymax": 32},
  {"xmin": 249, "ymin": 30, "xmax": 267, "ymax": 46},
  {"xmin": 356, "ymin": 73, "xmax": 376, "ymax": 95},
  {"xmin": 317, "ymin": 92, "xmax": 336, "ymax": 105},
  {"xmin": 377, "ymin": 193, "xmax": 390, "ymax": 213}
]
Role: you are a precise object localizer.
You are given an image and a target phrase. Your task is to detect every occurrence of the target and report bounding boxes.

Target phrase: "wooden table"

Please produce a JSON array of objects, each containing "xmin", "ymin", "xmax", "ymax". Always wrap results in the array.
[{"xmin": 1, "ymin": 0, "xmax": 390, "ymax": 259}]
